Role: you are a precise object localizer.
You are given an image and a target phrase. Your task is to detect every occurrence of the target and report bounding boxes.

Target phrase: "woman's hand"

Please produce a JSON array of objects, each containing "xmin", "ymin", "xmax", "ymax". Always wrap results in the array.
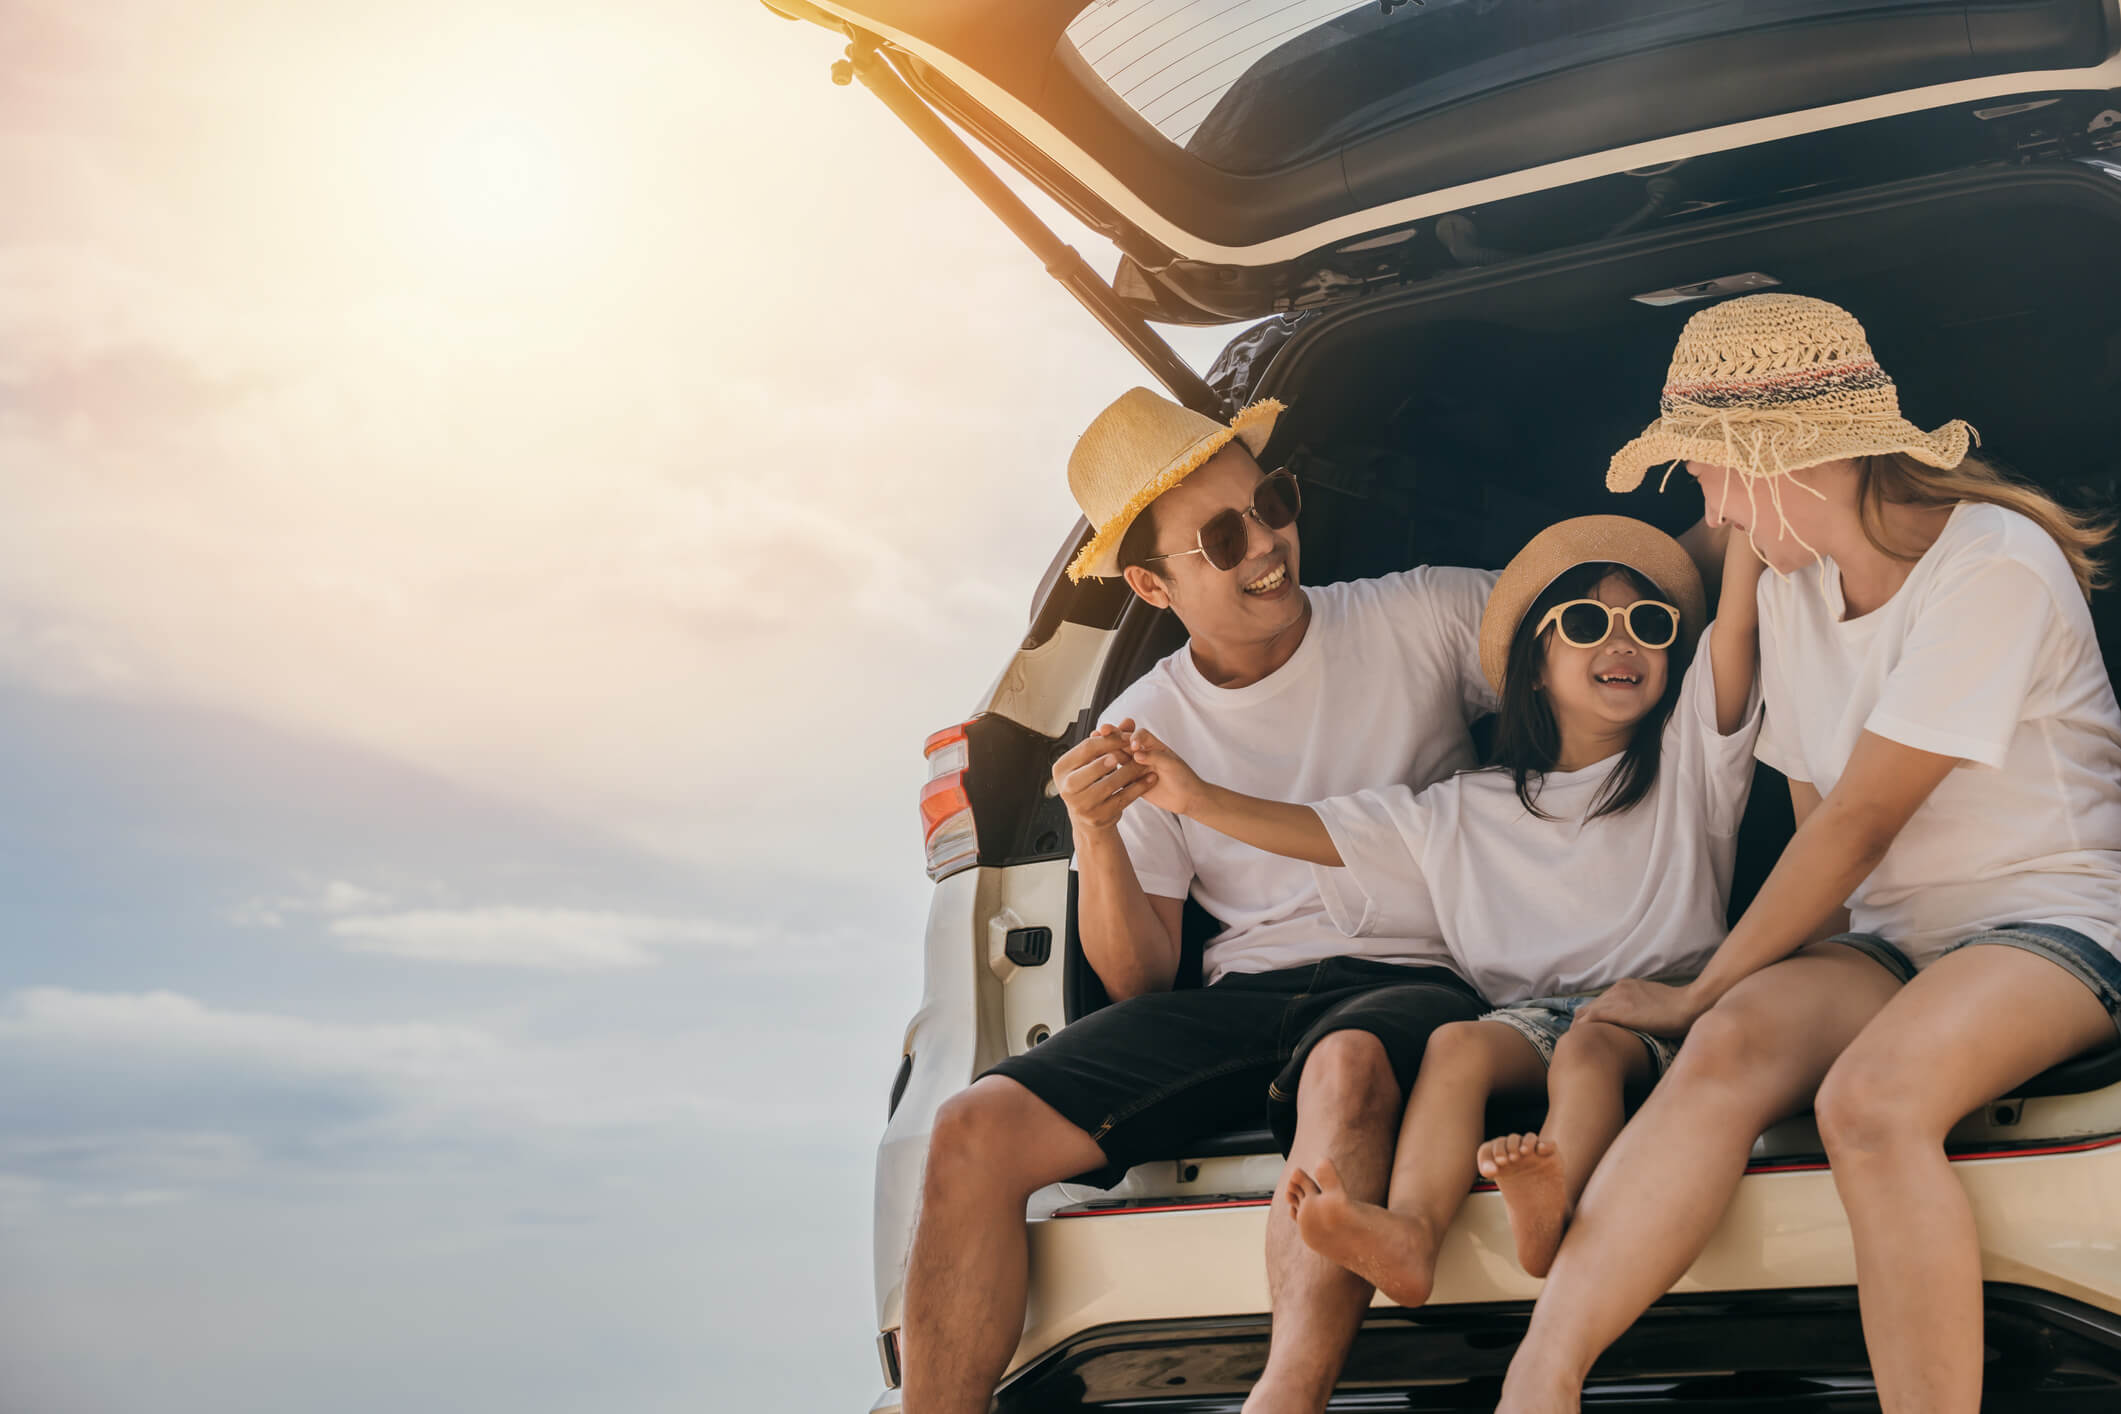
[
  {"xmin": 1127, "ymin": 728, "xmax": 1210, "ymax": 817},
  {"xmin": 1579, "ymin": 978, "xmax": 1712, "ymax": 1037}
]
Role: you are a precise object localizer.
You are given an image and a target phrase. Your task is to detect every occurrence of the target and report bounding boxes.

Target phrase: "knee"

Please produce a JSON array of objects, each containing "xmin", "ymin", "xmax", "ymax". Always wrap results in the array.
[
  {"xmin": 1420, "ymin": 1020, "xmax": 1497, "ymax": 1078},
  {"xmin": 1298, "ymin": 1029, "xmax": 1400, "ymax": 1125},
  {"xmin": 925, "ymin": 1080, "xmax": 1035, "ymax": 1192},
  {"xmin": 1665, "ymin": 1005, "xmax": 1773, "ymax": 1092},
  {"xmin": 1815, "ymin": 1055, "xmax": 1937, "ymax": 1163},
  {"xmin": 1550, "ymin": 1021, "xmax": 1640, "ymax": 1077}
]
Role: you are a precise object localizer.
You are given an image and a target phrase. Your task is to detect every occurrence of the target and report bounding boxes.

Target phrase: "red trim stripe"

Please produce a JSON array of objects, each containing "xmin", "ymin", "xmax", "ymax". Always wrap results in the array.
[{"xmin": 1048, "ymin": 1132, "xmax": 2121, "ymax": 1218}]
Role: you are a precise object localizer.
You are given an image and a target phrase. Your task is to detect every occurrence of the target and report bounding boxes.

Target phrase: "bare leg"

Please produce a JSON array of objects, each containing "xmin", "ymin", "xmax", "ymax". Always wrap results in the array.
[
  {"xmin": 1292, "ymin": 1021, "xmax": 1545, "ymax": 1306},
  {"xmin": 1480, "ymin": 1020, "xmax": 1651, "ymax": 1277},
  {"xmin": 1243, "ymin": 1030, "xmax": 1416, "ymax": 1414},
  {"xmin": 1815, "ymin": 946, "xmax": 2116, "ymax": 1414},
  {"xmin": 1496, "ymin": 945, "xmax": 1905, "ymax": 1414},
  {"xmin": 900, "ymin": 1076, "xmax": 1108, "ymax": 1414}
]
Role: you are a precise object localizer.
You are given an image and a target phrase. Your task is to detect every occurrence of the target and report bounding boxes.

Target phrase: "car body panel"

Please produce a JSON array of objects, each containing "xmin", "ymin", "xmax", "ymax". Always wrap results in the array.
[{"xmin": 778, "ymin": 0, "xmax": 2121, "ymax": 281}]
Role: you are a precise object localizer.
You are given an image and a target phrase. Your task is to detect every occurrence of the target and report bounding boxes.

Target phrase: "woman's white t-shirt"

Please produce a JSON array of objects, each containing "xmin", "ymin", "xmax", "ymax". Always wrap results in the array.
[
  {"xmin": 1308, "ymin": 621, "xmax": 1762, "ymax": 1006},
  {"xmin": 1755, "ymin": 502, "xmax": 2121, "ymax": 966},
  {"xmin": 1105, "ymin": 567, "xmax": 1499, "ymax": 984}
]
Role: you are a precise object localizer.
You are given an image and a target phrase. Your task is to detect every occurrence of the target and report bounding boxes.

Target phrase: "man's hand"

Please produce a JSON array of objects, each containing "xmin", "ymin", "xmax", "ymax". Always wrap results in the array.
[
  {"xmin": 1053, "ymin": 718, "xmax": 1155, "ymax": 834},
  {"xmin": 1578, "ymin": 978, "xmax": 1712, "ymax": 1038},
  {"xmin": 1126, "ymin": 727, "xmax": 1208, "ymax": 818}
]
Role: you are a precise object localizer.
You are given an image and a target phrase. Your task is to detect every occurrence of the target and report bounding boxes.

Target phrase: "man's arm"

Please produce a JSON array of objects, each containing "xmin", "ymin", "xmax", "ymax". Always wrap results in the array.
[{"xmin": 1055, "ymin": 720, "xmax": 1185, "ymax": 1001}]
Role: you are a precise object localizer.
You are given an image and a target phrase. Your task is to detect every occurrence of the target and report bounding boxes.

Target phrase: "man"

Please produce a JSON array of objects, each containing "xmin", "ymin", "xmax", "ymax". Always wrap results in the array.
[{"xmin": 900, "ymin": 387, "xmax": 1503, "ymax": 1414}]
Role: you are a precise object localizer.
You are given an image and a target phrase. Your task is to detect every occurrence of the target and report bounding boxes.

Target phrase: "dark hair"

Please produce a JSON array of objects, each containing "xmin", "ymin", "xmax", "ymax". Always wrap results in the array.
[
  {"xmin": 1117, "ymin": 500, "xmax": 1162, "ymax": 578},
  {"xmin": 1489, "ymin": 561, "xmax": 1688, "ymax": 822}
]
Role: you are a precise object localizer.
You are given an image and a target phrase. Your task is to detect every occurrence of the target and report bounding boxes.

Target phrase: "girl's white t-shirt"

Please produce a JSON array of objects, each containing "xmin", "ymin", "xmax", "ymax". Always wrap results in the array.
[
  {"xmin": 1308, "ymin": 621, "xmax": 1762, "ymax": 1006},
  {"xmin": 1104, "ymin": 567, "xmax": 1499, "ymax": 984},
  {"xmin": 1754, "ymin": 502, "xmax": 2121, "ymax": 965}
]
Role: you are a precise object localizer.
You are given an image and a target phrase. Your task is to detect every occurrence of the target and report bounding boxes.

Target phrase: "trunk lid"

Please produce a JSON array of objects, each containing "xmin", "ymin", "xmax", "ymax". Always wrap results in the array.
[{"xmin": 773, "ymin": 0, "xmax": 2121, "ymax": 320}]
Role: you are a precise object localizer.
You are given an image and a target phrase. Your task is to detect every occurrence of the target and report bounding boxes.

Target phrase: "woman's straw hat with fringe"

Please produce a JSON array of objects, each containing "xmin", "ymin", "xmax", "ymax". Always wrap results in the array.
[
  {"xmin": 1065, "ymin": 387, "xmax": 1284, "ymax": 582},
  {"xmin": 1479, "ymin": 515, "xmax": 1706, "ymax": 696},
  {"xmin": 1607, "ymin": 293, "xmax": 1976, "ymax": 505}
]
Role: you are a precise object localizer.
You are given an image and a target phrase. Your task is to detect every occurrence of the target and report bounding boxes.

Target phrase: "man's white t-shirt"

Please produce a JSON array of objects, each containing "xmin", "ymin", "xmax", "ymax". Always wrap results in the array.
[
  {"xmin": 1103, "ymin": 568, "xmax": 1498, "ymax": 983},
  {"xmin": 1308, "ymin": 621, "xmax": 1761, "ymax": 1005},
  {"xmin": 1756, "ymin": 502, "xmax": 2121, "ymax": 966}
]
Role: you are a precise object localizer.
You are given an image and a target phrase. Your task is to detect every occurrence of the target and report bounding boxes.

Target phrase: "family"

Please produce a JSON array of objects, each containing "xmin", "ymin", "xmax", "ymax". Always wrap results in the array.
[{"xmin": 903, "ymin": 293, "xmax": 2121, "ymax": 1414}]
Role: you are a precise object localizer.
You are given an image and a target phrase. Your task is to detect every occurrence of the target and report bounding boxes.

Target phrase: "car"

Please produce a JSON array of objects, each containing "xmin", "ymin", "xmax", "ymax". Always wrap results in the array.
[{"xmin": 764, "ymin": 1, "xmax": 2121, "ymax": 1408}]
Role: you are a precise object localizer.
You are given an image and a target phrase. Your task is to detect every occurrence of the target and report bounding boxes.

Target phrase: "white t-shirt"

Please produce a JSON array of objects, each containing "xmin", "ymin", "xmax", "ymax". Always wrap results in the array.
[
  {"xmin": 1102, "ymin": 568, "xmax": 1499, "ymax": 983},
  {"xmin": 1308, "ymin": 621, "xmax": 1761, "ymax": 1005},
  {"xmin": 1755, "ymin": 502, "xmax": 2121, "ymax": 965}
]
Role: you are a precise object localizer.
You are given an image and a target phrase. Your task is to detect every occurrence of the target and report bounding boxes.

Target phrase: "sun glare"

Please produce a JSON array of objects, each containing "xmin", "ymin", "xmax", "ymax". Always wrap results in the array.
[{"xmin": 424, "ymin": 113, "xmax": 572, "ymax": 251}]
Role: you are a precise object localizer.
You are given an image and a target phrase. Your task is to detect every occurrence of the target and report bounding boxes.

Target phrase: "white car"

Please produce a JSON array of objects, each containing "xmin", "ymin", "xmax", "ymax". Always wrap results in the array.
[{"xmin": 767, "ymin": 1, "xmax": 2121, "ymax": 1407}]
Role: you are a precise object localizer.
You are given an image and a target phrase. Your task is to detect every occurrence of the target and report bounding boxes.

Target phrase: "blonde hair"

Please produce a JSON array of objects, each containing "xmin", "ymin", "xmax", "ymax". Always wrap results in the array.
[{"xmin": 1856, "ymin": 452, "xmax": 2113, "ymax": 599}]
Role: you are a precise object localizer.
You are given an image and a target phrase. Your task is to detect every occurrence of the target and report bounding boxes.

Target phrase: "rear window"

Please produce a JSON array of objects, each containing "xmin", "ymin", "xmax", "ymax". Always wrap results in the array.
[{"xmin": 1064, "ymin": 0, "xmax": 1974, "ymax": 174}]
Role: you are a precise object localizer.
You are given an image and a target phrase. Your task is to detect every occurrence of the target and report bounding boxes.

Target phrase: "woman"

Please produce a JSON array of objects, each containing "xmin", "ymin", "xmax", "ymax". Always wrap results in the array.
[{"xmin": 1494, "ymin": 292, "xmax": 2121, "ymax": 1414}]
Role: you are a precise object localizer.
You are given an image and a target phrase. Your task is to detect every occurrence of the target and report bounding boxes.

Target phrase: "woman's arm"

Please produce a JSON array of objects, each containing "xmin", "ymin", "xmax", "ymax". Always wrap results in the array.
[
  {"xmin": 1129, "ymin": 729, "xmax": 1345, "ymax": 867},
  {"xmin": 1582, "ymin": 734, "xmax": 1955, "ymax": 1034},
  {"xmin": 1785, "ymin": 779, "xmax": 1851, "ymax": 943},
  {"xmin": 1710, "ymin": 531, "xmax": 1765, "ymax": 735}
]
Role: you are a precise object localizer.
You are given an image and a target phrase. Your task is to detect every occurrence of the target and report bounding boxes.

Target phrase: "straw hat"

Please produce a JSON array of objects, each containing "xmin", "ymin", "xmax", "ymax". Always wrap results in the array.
[
  {"xmin": 1064, "ymin": 387, "xmax": 1284, "ymax": 581},
  {"xmin": 1607, "ymin": 293, "xmax": 1975, "ymax": 495},
  {"xmin": 1479, "ymin": 515, "xmax": 1707, "ymax": 696}
]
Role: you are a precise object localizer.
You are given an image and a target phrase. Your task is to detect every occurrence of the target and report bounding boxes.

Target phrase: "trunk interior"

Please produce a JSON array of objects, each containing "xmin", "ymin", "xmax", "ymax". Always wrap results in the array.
[{"xmin": 1064, "ymin": 162, "xmax": 2121, "ymax": 1132}]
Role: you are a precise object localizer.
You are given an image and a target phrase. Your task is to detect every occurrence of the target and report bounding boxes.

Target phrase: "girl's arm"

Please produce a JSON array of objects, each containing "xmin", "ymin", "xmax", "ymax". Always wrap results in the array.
[
  {"xmin": 1128, "ymin": 729, "xmax": 1344, "ymax": 867},
  {"xmin": 1710, "ymin": 530, "xmax": 1765, "ymax": 735},
  {"xmin": 1581, "ymin": 732, "xmax": 1956, "ymax": 1034}
]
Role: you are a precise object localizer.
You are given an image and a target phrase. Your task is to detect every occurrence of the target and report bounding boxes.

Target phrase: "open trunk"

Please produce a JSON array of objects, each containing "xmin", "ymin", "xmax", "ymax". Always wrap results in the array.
[{"xmin": 992, "ymin": 160, "xmax": 2121, "ymax": 1408}]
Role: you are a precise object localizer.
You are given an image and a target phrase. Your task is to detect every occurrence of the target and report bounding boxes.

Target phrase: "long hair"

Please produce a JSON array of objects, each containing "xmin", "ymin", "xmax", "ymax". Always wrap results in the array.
[
  {"xmin": 1855, "ymin": 452, "xmax": 2112, "ymax": 598},
  {"xmin": 1489, "ymin": 561, "xmax": 1688, "ymax": 823}
]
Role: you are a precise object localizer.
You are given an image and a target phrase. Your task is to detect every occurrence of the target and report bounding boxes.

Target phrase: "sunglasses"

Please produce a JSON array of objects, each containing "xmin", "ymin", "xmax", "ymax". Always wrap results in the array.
[
  {"xmin": 1535, "ymin": 598, "xmax": 1681, "ymax": 650},
  {"xmin": 1139, "ymin": 469, "xmax": 1301, "ymax": 573}
]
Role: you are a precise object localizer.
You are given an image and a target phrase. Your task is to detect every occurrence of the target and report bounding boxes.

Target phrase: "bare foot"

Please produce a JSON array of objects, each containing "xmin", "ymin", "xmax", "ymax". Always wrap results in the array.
[
  {"xmin": 1279, "ymin": 1164, "xmax": 1319, "ymax": 1223},
  {"xmin": 1289, "ymin": 1158, "xmax": 1441, "ymax": 1308},
  {"xmin": 1478, "ymin": 1132, "xmax": 1570, "ymax": 1278}
]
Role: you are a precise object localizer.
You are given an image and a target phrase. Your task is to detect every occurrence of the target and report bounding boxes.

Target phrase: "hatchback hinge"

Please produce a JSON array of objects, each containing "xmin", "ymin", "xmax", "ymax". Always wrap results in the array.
[{"xmin": 829, "ymin": 34, "xmax": 1225, "ymax": 417}]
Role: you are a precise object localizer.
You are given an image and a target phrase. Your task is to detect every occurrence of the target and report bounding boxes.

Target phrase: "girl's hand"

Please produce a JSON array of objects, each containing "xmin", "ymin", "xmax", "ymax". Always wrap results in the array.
[
  {"xmin": 1127, "ymin": 728, "xmax": 1210, "ymax": 817},
  {"xmin": 1578, "ymin": 978, "xmax": 1711, "ymax": 1037}
]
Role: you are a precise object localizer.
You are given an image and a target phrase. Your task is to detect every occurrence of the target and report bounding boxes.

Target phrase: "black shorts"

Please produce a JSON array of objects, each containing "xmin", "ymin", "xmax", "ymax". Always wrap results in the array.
[{"xmin": 984, "ymin": 956, "xmax": 1484, "ymax": 1188}]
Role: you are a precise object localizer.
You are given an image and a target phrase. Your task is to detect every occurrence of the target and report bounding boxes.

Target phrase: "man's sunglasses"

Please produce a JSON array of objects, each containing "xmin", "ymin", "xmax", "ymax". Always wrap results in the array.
[
  {"xmin": 1535, "ymin": 598, "xmax": 1681, "ymax": 650},
  {"xmin": 1138, "ymin": 469, "xmax": 1301, "ymax": 573}
]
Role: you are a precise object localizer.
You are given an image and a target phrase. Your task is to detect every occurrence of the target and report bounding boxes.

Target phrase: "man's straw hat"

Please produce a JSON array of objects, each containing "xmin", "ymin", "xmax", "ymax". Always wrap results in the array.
[
  {"xmin": 1479, "ymin": 515, "xmax": 1707, "ymax": 696},
  {"xmin": 1065, "ymin": 387, "xmax": 1284, "ymax": 581},
  {"xmin": 1607, "ymin": 293, "xmax": 1974, "ymax": 495}
]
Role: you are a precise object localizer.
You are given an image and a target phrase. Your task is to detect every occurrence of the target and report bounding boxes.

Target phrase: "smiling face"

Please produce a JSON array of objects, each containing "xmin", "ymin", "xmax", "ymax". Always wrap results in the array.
[
  {"xmin": 1120, "ymin": 443, "xmax": 1304, "ymax": 650},
  {"xmin": 1534, "ymin": 569, "xmax": 1672, "ymax": 738}
]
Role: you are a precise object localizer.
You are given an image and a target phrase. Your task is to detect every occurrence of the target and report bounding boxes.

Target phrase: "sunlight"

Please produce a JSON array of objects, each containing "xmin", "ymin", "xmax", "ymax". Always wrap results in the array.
[{"xmin": 424, "ymin": 113, "xmax": 571, "ymax": 250}]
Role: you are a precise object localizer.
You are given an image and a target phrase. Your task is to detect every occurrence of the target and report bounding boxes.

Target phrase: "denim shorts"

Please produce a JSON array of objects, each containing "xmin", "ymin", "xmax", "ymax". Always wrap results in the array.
[
  {"xmin": 1824, "ymin": 922, "xmax": 2121, "ymax": 1035},
  {"xmin": 1481, "ymin": 992, "xmax": 1682, "ymax": 1079}
]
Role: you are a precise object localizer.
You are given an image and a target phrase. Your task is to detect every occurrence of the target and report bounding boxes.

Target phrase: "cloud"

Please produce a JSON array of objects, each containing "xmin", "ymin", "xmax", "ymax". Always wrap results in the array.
[
  {"xmin": 229, "ymin": 879, "xmax": 777, "ymax": 970},
  {"xmin": 328, "ymin": 905, "xmax": 763, "ymax": 970},
  {"xmin": 0, "ymin": 986, "xmax": 505, "ymax": 1076}
]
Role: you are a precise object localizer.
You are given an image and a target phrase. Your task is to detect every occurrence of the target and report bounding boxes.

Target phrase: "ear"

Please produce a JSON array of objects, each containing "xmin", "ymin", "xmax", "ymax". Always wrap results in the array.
[{"xmin": 1121, "ymin": 564, "xmax": 1173, "ymax": 611}]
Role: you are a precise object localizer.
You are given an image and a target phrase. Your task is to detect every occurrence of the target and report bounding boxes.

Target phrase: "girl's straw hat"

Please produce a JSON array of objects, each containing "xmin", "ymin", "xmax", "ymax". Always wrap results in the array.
[
  {"xmin": 1480, "ymin": 515, "xmax": 1707, "ymax": 695},
  {"xmin": 1606, "ymin": 293, "xmax": 1975, "ymax": 496},
  {"xmin": 1065, "ymin": 387, "xmax": 1284, "ymax": 581}
]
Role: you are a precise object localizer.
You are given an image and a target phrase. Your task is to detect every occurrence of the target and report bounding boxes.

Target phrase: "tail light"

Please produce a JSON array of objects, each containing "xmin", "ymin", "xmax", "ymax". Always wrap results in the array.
[{"xmin": 920, "ymin": 722, "xmax": 979, "ymax": 880}]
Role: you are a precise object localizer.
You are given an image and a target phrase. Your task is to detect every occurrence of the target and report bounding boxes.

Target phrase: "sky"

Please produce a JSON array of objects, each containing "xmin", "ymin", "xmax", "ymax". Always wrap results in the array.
[{"xmin": 0, "ymin": 3, "xmax": 1241, "ymax": 1409}]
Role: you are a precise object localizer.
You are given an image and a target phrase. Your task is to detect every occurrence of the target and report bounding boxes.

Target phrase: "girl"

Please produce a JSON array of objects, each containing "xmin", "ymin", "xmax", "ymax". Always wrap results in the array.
[
  {"xmin": 1127, "ymin": 514, "xmax": 1764, "ymax": 1305},
  {"xmin": 1495, "ymin": 292, "xmax": 2121, "ymax": 1414}
]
